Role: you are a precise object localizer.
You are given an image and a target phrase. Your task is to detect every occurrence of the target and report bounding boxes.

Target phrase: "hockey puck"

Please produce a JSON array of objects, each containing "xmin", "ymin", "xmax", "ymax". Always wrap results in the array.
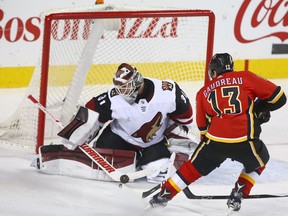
[{"xmin": 120, "ymin": 174, "xmax": 129, "ymax": 183}]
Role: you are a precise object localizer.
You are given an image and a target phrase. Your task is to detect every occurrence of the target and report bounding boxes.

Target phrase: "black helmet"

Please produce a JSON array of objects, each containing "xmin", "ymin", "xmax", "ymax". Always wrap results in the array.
[{"xmin": 208, "ymin": 53, "xmax": 234, "ymax": 78}]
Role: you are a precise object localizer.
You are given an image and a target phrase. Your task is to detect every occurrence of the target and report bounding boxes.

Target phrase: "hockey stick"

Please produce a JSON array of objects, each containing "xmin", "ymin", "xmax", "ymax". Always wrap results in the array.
[
  {"xmin": 28, "ymin": 94, "xmax": 158, "ymax": 183},
  {"xmin": 142, "ymin": 184, "xmax": 161, "ymax": 198},
  {"xmin": 142, "ymin": 184, "xmax": 288, "ymax": 199},
  {"xmin": 182, "ymin": 187, "xmax": 288, "ymax": 199}
]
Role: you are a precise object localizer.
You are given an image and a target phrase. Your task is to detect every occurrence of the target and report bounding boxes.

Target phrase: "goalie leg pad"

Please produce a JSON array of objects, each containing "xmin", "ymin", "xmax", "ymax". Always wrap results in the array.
[
  {"xmin": 37, "ymin": 145, "xmax": 136, "ymax": 182},
  {"xmin": 141, "ymin": 152, "xmax": 176, "ymax": 183}
]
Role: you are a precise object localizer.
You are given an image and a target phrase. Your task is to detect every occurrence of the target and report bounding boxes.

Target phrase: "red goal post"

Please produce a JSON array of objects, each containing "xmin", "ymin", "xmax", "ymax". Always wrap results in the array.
[{"xmin": 0, "ymin": 5, "xmax": 215, "ymax": 153}]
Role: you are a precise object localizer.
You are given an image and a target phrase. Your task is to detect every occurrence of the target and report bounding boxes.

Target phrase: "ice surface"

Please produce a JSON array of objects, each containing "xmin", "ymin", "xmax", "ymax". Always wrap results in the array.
[{"xmin": 0, "ymin": 79, "xmax": 287, "ymax": 216}]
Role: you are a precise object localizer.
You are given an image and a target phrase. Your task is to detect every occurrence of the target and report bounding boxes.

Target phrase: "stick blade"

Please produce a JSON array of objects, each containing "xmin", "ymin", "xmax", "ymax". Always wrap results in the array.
[{"xmin": 142, "ymin": 184, "xmax": 161, "ymax": 198}]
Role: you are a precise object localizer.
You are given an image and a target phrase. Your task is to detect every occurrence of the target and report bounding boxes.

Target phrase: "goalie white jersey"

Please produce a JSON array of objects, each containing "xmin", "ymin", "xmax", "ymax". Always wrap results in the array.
[
  {"xmin": 36, "ymin": 77, "xmax": 195, "ymax": 184},
  {"xmin": 85, "ymin": 78, "xmax": 193, "ymax": 148}
]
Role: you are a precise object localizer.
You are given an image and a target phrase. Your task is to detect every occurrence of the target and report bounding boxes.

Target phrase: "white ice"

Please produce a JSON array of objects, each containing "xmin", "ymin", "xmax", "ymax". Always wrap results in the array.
[{"xmin": 0, "ymin": 79, "xmax": 287, "ymax": 216}]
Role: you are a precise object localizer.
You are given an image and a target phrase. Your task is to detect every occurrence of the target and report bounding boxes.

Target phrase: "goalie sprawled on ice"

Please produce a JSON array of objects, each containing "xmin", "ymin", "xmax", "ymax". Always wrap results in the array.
[{"xmin": 34, "ymin": 63, "xmax": 199, "ymax": 183}]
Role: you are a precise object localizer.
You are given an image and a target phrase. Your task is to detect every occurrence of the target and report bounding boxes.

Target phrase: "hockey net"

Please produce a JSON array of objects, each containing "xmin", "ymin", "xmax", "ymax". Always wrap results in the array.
[{"xmin": 0, "ymin": 5, "xmax": 215, "ymax": 153}]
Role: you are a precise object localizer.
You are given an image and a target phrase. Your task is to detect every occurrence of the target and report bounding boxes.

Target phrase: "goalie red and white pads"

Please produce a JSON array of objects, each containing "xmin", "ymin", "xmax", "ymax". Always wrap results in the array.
[
  {"xmin": 36, "ymin": 145, "xmax": 137, "ymax": 182},
  {"xmin": 141, "ymin": 152, "xmax": 176, "ymax": 183},
  {"xmin": 58, "ymin": 106, "xmax": 100, "ymax": 150},
  {"xmin": 32, "ymin": 144, "xmax": 191, "ymax": 183},
  {"xmin": 165, "ymin": 124, "xmax": 199, "ymax": 155}
]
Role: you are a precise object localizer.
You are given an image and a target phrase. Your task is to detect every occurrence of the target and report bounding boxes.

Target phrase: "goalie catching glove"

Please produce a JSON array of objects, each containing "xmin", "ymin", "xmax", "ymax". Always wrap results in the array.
[
  {"xmin": 254, "ymin": 99, "xmax": 271, "ymax": 124},
  {"xmin": 58, "ymin": 106, "xmax": 100, "ymax": 150}
]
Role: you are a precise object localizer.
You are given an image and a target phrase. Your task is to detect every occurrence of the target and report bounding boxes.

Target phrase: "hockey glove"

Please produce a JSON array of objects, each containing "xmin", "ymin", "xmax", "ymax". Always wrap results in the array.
[
  {"xmin": 58, "ymin": 106, "xmax": 100, "ymax": 150},
  {"xmin": 254, "ymin": 99, "xmax": 271, "ymax": 124}
]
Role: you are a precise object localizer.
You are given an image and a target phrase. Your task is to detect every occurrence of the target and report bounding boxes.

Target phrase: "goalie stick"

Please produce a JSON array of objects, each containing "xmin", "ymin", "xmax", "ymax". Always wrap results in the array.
[
  {"xmin": 28, "ymin": 94, "xmax": 158, "ymax": 183},
  {"xmin": 142, "ymin": 184, "xmax": 288, "ymax": 199}
]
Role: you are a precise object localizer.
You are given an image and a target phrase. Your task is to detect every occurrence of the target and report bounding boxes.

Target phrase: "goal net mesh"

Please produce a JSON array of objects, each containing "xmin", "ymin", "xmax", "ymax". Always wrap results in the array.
[{"xmin": 0, "ymin": 5, "xmax": 214, "ymax": 153}]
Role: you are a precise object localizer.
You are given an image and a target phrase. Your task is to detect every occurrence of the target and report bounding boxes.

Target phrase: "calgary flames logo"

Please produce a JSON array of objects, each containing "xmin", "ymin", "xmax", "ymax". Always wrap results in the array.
[{"xmin": 132, "ymin": 112, "xmax": 163, "ymax": 143}]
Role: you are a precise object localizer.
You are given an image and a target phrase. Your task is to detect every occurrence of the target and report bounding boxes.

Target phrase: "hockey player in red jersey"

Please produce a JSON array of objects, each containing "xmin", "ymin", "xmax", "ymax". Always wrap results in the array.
[{"xmin": 149, "ymin": 53, "xmax": 287, "ymax": 212}]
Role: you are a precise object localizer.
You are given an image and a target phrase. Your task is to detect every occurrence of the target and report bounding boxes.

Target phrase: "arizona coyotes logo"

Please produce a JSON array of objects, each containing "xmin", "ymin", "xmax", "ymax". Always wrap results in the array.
[
  {"xmin": 162, "ymin": 81, "xmax": 173, "ymax": 91},
  {"xmin": 132, "ymin": 112, "xmax": 163, "ymax": 143}
]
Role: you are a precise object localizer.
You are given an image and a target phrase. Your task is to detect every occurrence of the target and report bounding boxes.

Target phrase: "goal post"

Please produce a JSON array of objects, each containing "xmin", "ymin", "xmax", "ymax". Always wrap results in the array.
[{"xmin": 0, "ymin": 5, "xmax": 215, "ymax": 153}]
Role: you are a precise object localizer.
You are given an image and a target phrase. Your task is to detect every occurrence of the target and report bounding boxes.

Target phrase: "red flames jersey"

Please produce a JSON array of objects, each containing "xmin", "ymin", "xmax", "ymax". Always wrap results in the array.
[{"xmin": 196, "ymin": 71, "xmax": 284, "ymax": 143}]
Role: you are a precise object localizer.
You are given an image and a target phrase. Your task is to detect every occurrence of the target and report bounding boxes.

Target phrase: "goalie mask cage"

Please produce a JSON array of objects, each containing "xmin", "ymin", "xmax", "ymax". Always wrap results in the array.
[{"xmin": 0, "ymin": 5, "xmax": 215, "ymax": 153}]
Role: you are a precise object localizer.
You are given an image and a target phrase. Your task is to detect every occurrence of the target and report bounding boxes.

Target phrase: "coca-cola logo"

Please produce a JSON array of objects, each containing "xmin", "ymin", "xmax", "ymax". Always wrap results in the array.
[
  {"xmin": 0, "ymin": 9, "xmax": 41, "ymax": 42},
  {"xmin": 235, "ymin": 0, "xmax": 288, "ymax": 43}
]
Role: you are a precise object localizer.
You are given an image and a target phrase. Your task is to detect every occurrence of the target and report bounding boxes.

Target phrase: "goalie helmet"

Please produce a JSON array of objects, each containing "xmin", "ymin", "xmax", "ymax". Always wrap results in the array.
[
  {"xmin": 208, "ymin": 53, "xmax": 234, "ymax": 79},
  {"xmin": 113, "ymin": 63, "xmax": 144, "ymax": 104}
]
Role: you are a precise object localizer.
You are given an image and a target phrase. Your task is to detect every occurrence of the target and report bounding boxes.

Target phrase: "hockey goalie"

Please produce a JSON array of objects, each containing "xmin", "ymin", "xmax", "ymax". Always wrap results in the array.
[{"xmin": 34, "ymin": 63, "xmax": 199, "ymax": 183}]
